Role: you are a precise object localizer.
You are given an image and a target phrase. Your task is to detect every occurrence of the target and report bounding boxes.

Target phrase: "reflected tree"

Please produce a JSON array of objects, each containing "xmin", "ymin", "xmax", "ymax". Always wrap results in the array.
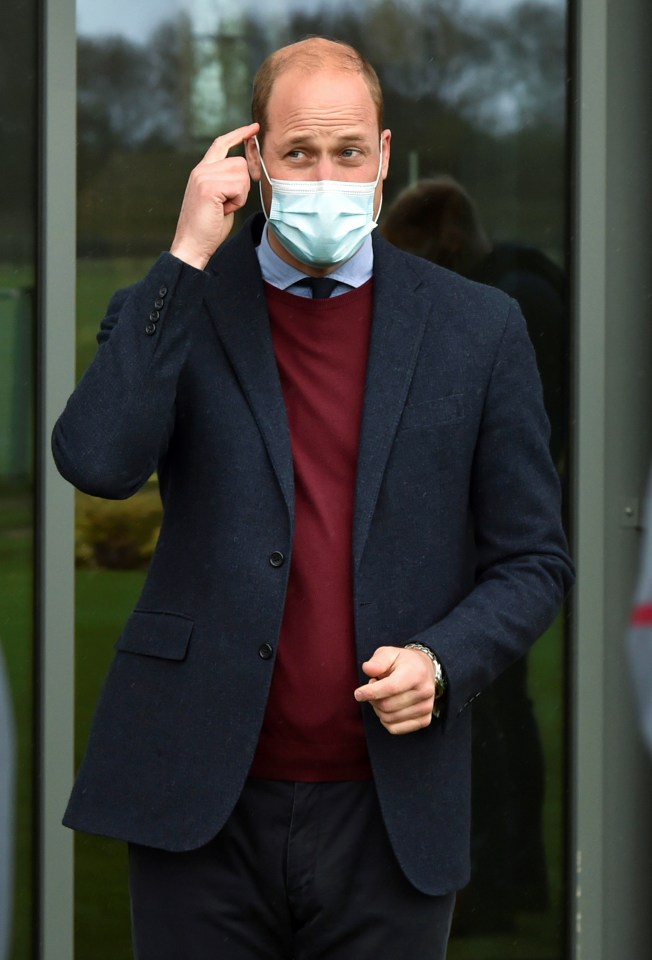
[{"xmin": 76, "ymin": 0, "xmax": 567, "ymax": 255}]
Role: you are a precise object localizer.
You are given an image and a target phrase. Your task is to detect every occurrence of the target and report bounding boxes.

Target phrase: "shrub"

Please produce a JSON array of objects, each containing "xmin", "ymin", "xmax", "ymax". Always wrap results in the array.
[{"xmin": 75, "ymin": 483, "xmax": 162, "ymax": 569}]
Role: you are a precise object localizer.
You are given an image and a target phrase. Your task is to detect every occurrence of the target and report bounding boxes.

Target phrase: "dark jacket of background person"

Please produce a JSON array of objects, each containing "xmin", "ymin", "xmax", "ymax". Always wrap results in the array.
[
  {"xmin": 51, "ymin": 212, "xmax": 574, "ymax": 896},
  {"xmin": 381, "ymin": 176, "xmax": 567, "ymax": 466},
  {"xmin": 471, "ymin": 244, "xmax": 566, "ymax": 466}
]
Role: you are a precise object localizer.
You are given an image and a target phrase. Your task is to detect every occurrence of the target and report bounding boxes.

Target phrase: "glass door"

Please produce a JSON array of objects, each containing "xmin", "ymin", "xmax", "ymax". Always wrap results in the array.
[
  {"xmin": 0, "ymin": 0, "xmax": 39, "ymax": 956},
  {"xmin": 74, "ymin": 2, "xmax": 571, "ymax": 956}
]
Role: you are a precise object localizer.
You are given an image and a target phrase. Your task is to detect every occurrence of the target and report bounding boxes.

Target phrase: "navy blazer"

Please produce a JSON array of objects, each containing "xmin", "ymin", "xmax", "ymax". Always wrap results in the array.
[{"xmin": 53, "ymin": 214, "xmax": 574, "ymax": 895}]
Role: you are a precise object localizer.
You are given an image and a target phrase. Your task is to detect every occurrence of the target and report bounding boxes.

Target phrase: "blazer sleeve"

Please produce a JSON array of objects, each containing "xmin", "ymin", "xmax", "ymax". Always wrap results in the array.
[
  {"xmin": 410, "ymin": 298, "xmax": 574, "ymax": 721},
  {"xmin": 52, "ymin": 253, "xmax": 206, "ymax": 499}
]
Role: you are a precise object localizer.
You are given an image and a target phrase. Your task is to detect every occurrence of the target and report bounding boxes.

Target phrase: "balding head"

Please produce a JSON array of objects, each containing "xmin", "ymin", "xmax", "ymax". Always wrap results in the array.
[{"xmin": 252, "ymin": 37, "xmax": 384, "ymax": 148}]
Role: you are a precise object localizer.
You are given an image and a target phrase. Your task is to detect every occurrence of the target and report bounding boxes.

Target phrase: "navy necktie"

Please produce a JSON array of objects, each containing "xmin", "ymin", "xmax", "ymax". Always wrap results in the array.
[{"xmin": 300, "ymin": 276, "xmax": 339, "ymax": 299}]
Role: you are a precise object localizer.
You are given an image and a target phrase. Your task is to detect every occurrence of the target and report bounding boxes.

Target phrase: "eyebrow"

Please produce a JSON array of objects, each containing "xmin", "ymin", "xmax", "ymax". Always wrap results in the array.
[{"xmin": 282, "ymin": 130, "xmax": 371, "ymax": 148}]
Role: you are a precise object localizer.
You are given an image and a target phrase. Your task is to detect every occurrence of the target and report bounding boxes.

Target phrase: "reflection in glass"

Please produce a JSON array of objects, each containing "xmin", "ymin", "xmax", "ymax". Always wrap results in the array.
[
  {"xmin": 0, "ymin": 0, "xmax": 37, "ymax": 956},
  {"xmin": 75, "ymin": 1, "xmax": 569, "ymax": 956}
]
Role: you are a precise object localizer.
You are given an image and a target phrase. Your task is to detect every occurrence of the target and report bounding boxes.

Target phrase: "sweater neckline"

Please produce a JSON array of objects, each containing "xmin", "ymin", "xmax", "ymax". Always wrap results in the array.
[{"xmin": 263, "ymin": 278, "xmax": 373, "ymax": 311}]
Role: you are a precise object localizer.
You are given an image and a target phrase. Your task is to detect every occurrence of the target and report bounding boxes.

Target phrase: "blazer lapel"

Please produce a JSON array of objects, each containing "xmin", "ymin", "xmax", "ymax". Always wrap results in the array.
[
  {"xmin": 204, "ymin": 218, "xmax": 295, "ymax": 521},
  {"xmin": 202, "ymin": 220, "xmax": 432, "ymax": 554},
  {"xmin": 353, "ymin": 236, "xmax": 431, "ymax": 571}
]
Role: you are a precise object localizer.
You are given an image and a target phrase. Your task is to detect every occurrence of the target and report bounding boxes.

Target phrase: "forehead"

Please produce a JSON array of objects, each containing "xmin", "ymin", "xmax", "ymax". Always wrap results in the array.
[{"xmin": 266, "ymin": 66, "xmax": 379, "ymax": 141}]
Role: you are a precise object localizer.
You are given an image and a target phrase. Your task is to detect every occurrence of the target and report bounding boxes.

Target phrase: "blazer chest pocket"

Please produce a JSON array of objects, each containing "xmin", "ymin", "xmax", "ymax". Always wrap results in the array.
[
  {"xmin": 398, "ymin": 393, "xmax": 465, "ymax": 434},
  {"xmin": 115, "ymin": 610, "xmax": 194, "ymax": 661}
]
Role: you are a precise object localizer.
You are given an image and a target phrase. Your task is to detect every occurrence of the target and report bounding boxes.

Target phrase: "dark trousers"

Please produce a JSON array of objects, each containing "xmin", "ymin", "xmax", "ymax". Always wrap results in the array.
[{"xmin": 129, "ymin": 779, "xmax": 455, "ymax": 960}]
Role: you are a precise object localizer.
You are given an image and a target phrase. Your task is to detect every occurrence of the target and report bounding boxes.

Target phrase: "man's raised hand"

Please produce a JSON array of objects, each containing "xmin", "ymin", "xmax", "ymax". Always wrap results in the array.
[{"xmin": 170, "ymin": 122, "xmax": 260, "ymax": 270}]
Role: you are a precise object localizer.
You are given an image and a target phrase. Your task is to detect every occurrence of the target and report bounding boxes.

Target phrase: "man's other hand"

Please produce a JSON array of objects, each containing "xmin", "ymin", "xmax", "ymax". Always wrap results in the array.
[
  {"xmin": 354, "ymin": 646, "xmax": 436, "ymax": 735},
  {"xmin": 170, "ymin": 122, "xmax": 260, "ymax": 270}
]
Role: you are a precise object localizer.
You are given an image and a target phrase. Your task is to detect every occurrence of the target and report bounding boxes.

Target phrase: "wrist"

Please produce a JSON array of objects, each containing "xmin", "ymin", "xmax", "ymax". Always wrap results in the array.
[
  {"xmin": 169, "ymin": 240, "xmax": 211, "ymax": 271},
  {"xmin": 404, "ymin": 643, "xmax": 447, "ymax": 714}
]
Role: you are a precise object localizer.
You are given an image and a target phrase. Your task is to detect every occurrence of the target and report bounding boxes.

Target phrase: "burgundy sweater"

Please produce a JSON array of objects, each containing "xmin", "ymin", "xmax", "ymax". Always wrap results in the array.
[{"xmin": 249, "ymin": 280, "xmax": 374, "ymax": 781}]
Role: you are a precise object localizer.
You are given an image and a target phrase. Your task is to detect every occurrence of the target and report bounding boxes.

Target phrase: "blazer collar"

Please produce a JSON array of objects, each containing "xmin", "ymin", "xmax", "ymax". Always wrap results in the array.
[
  {"xmin": 204, "ymin": 216, "xmax": 295, "ymax": 524},
  {"xmin": 353, "ymin": 233, "xmax": 431, "ymax": 571}
]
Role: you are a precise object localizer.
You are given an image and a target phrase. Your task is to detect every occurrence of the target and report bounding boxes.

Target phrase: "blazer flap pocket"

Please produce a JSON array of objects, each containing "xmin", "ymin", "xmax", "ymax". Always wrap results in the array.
[{"xmin": 116, "ymin": 611, "xmax": 193, "ymax": 661}]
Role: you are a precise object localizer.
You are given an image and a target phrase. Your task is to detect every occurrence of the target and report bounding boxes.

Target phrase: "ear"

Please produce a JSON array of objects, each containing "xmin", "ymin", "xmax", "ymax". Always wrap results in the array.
[
  {"xmin": 380, "ymin": 129, "xmax": 392, "ymax": 181},
  {"xmin": 245, "ymin": 136, "xmax": 262, "ymax": 183}
]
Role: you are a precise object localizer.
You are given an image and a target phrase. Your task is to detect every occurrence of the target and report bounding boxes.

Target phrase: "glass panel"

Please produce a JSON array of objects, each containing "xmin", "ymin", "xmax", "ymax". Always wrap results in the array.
[
  {"xmin": 75, "ymin": 2, "xmax": 570, "ymax": 957},
  {"xmin": 0, "ymin": 0, "xmax": 38, "ymax": 956}
]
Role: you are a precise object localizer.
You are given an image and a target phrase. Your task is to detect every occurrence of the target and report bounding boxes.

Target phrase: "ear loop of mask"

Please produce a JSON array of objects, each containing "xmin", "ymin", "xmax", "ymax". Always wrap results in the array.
[
  {"xmin": 372, "ymin": 142, "xmax": 384, "ymax": 223},
  {"xmin": 254, "ymin": 136, "xmax": 271, "ymax": 220}
]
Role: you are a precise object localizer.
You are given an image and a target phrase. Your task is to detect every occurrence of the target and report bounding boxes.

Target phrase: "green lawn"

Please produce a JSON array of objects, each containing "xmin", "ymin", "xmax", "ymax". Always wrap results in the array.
[
  {"xmin": 76, "ymin": 258, "xmax": 153, "ymax": 377},
  {"xmin": 0, "ymin": 488, "xmax": 35, "ymax": 960},
  {"xmin": 74, "ymin": 568, "xmax": 145, "ymax": 960},
  {"xmin": 449, "ymin": 617, "xmax": 567, "ymax": 960}
]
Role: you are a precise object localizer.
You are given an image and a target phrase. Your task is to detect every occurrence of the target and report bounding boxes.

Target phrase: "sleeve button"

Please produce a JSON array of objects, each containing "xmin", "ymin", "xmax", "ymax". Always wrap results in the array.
[
  {"xmin": 149, "ymin": 309, "xmax": 160, "ymax": 322},
  {"xmin": 145, "ymin": 323, "xmax": 157, "ymax": 335},
  {"xmin": 158, "ymin": 286, "xmax": 168, "ymax": 297},
  {"xmin": 154, "ymin": 298, "xmax": 164, "ymax": 309}
]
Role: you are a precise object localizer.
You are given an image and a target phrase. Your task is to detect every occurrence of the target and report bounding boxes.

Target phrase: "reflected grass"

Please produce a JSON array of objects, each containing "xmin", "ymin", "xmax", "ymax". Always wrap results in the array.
[
  {"xmin": 76, "ymin": 258, "xmax": 152, "ymax": 378},
  {"xmin": 0, "ymin": 487, "xmax": 34, "ymax": 960},
  {"xmin": 74, "ymin": 567, "xmax": 144, "ymax": 960},
  {"xmin": 449, "ymin": 617, "xmax": 567, "ymax": 959}
]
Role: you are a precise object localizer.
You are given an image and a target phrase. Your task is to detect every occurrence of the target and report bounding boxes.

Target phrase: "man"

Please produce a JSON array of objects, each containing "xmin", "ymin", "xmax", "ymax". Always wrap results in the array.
[{"xmin": 53, "ymin": 38, "xmax": 574, "ymax": 960}]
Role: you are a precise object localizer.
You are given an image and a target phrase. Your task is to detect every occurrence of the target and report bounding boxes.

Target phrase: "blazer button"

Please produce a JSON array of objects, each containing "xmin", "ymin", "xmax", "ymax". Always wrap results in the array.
[
  {"xmin": 258, "ymin": 643, "xmax": 274, "ymax": 660},
  {"xmin": 269, "ymin": 551, "xmax": 285, "ymax": 567},
  {"xmin": 158, "ymin": 286, "xmax": 168, "ymax": 298},
  {"xmin": 154, "ymin": 298, "xmax": 164, "ymax": 309},
  {"xmin": 145, "ymin": 323, "xmax": 156, "ymax": 336},
  {"xmin": 149, "ymin": 309, "xmax": 160, "ymax": 322}
]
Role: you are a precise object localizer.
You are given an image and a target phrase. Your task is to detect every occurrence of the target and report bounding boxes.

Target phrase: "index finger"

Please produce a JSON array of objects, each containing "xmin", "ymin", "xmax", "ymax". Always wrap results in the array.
[
  {"xmin": 203, "ymin": 122, "xmax": 260, "ymax": 163},
  {"xmin": 355, "ymin": 677, "xmax": 393, "ymax": 703}
]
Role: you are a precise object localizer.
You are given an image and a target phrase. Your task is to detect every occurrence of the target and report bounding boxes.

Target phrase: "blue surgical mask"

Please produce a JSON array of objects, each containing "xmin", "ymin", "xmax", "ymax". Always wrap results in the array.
[{"xmin": 254, "ymin": 136, "xmax": 384, "ymax": 267}]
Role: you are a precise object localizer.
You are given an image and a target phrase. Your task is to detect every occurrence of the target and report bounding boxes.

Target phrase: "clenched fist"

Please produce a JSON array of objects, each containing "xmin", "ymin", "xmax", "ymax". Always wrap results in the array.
[{"xmin": 354, "ymin": 646, "xmax": 437, "ymax": 735}]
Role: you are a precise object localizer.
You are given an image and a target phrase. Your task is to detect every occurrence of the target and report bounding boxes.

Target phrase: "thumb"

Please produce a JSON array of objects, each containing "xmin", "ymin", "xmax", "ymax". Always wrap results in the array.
[{"xmin": 362, "ymin": 646, "xmax": 399, "ymax": 679}]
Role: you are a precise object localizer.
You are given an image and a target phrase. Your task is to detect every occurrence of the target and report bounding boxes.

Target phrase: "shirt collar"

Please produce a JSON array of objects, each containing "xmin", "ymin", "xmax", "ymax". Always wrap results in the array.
[{"xmin": 256, "ymin": 223, "xmax": 374, "ymax": 292}]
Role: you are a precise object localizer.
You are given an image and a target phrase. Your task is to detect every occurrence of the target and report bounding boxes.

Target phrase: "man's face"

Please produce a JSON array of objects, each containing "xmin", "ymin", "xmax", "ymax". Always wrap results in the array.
[{"xmin": 246, "ymin": 65, "xmax": 391, "ymax": 274}]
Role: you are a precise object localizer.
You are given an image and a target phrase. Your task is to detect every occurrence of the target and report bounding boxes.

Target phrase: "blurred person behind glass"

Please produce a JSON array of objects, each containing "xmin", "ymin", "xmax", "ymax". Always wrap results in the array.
[
  {"xmin": 382, "ymin": 176, "xmax": 567, "ymax": 934},
  {"xmin": 382, "ymin": 176, "xmax": 566, "ymax": 466}
]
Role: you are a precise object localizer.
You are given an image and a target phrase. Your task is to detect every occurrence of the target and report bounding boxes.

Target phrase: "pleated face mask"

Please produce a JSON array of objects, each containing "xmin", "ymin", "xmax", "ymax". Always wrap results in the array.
[{"xmin": 255, "ymin": 135, "xmax": 383, "ymax": 268}]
